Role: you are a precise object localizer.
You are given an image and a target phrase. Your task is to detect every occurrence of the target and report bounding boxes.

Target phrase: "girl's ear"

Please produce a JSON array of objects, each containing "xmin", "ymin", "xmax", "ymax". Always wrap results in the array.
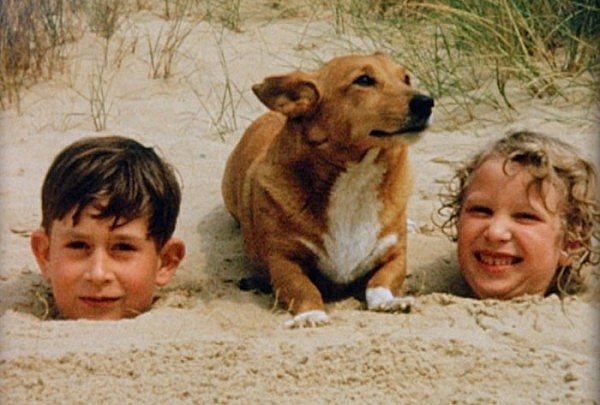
[
  {"xmin": 558, "ymin": 250, "xmax": 571, "ymax": 267},
  {"xmin": 558, "ymin": 239, "xmax": 580, "ymax": 267},
  {"xmin": 156, "ymin": 238, "xmax": 186, "ymax": 287},
  {"xmin": 30, "ymin": 229, "xmax": 51, "ymax": 280}
]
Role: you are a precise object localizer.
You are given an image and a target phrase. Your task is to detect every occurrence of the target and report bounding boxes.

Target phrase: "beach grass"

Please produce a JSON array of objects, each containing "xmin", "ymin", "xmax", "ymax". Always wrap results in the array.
[
  {"xmin": 1, "ymin": 0, "xmax": 598, "ymax": 126},
  {"xmin": 328, "ymin": 0, "xmax": 599, "ymax": 123},
  {"xmin": 0, "ymin": 0, "xmax": 82, "ymax": 112}
]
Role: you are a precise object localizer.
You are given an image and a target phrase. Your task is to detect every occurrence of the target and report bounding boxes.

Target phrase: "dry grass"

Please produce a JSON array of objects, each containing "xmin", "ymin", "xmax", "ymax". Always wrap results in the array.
[
  {"xmin": 327, "ymin": 0, "xmax": 600, "ymax": 124},
  {"xmin": 187, "ymin": 28, "xmax": 242, "ymax": 140},
  {"xmin": 1, "ymin": 0, "xmax": 598, "ymax": 128},
  {"xmin": 146, "ymin": 0, "xmax": 198, "ymax": 79},
  {"xmin": 0, "ymin": 0, "xmax": 82, "ymax": 112}
]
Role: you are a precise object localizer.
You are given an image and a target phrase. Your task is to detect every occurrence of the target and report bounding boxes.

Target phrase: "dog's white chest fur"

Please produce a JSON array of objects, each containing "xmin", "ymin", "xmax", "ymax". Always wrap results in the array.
[{"xmin": 301, "ymin": 148, "xmax": 398, "ymax": 284}]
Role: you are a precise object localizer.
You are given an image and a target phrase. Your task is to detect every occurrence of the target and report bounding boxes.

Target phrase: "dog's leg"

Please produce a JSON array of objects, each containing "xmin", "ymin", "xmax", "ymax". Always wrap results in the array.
[
  {"xmin": 267, "ymin": 255, "xmax": 330, "ymax": 328},
  {"xmin": 365, "ymin": 254, "xmax": 414, "ymax": 313}
]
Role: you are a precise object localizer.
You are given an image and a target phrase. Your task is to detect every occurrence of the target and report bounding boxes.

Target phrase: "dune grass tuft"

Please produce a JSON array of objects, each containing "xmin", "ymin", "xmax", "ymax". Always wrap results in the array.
[
  {"xmin": 1, "ymin": 0, "xmax": 597, "ymax": 128},
  {"xmin": 0, "ymin": 0, "xmax": 82, "ymax": 112},
  {"xmin": 328, "ymin": 0, "xmax": 599, "ymax": 124}
]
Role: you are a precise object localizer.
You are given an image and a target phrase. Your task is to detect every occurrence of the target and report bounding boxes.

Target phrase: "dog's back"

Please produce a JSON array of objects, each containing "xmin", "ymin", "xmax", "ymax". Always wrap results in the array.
[{"xmin": 222, "ymin": 111, "xmax": 284, "ymax": 221}]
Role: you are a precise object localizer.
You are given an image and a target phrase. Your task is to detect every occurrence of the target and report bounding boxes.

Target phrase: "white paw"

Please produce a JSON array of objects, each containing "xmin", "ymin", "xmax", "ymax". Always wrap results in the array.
[
  {"xmin": 284, "ymin": 310, "xmax": 330, "ymax": 328},
  {"xmin": 366, "ymin": 287, "xmax": 414, "ymax": 313}
]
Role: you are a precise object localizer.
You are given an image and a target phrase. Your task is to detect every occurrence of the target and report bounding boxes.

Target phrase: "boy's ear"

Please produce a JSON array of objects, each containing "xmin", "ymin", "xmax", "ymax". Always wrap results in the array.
[
  {"xmin": 30, "ymin": 229, "xmax": 51, "ymax": 280},
  {"xmin": 156, "ymin": 238, "xmax": 186, "ymax": 287}
]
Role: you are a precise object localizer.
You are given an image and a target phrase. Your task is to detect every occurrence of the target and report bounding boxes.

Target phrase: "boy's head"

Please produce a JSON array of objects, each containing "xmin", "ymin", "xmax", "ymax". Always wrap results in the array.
[
  {"xmin": 30, "ymin": 136, "xmax": 186, "ymax": 320},
  {"xmin": 439, "ymin": 131, "xmax": 599, "ymax": 297}
]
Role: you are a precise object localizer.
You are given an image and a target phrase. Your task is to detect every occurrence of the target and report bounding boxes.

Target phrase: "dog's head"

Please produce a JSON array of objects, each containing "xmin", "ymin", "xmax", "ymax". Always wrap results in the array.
[{"xmin": 252, "ymin": 52, "xmax": 433, "ymax": 147}]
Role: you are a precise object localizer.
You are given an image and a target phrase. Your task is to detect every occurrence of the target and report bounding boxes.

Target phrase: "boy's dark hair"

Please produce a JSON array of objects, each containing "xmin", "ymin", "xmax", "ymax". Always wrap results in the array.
[{"xmin": 40, "ymin": 135, "xmax": 181, "ymax": 248}]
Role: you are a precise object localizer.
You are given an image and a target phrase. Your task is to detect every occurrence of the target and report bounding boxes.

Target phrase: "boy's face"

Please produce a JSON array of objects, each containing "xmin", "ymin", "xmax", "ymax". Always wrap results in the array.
[
  {"xmin": 31, "ymin": 202, "xmax": 184, "ymax": 320},
  {"xmin": 457, "ymin": 156, "xmax": 569, "ymax": 299}
]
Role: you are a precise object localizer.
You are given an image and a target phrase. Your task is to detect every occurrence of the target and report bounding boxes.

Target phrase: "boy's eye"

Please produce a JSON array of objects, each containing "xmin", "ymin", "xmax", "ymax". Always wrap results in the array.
[
  {"xmin": 66, "ymin": 241, "xmax": 89, "ymax": 250},
  {"xmin": 353, "ymin": 74, "xmax": 377, "ymax": 86},
  {"xmin": 112, "ymin": 243, "xmax": 137, "ymax": 252}
]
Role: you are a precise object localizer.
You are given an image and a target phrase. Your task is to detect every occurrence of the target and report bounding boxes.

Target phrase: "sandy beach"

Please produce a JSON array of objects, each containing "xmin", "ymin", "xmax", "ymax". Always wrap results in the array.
[{"xmin": 1, "ymin": 4, "xmax": 598, "ymax": 403}]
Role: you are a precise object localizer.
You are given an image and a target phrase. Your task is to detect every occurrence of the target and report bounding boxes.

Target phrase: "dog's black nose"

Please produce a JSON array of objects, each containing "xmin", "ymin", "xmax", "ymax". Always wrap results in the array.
[{"xmin": 409, "ymin": 94, "xmax": 434, "ymax": 118}]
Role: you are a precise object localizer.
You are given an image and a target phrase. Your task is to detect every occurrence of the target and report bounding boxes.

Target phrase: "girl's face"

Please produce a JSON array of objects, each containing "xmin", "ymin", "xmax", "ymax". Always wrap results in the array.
[{"xmin": 457, "ymin": 156, "xmax": 570, "ymax": 299}]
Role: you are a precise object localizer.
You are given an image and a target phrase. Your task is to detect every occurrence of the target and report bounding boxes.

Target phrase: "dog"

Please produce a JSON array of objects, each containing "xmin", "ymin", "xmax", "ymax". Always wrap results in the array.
[{"xmin": 222, "ymin": 52, "xmax": 433, "ymax": 327}]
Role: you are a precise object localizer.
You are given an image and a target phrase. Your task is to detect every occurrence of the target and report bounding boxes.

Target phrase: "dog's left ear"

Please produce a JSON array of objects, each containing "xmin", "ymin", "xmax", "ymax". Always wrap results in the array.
[{"xmin": 252, "ymin": 71, "xmax": 320, "ymax": 119}]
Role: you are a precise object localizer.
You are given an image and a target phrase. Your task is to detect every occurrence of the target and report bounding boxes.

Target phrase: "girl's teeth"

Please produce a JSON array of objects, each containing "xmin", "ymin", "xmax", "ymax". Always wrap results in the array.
[{"xmin": 480, "ymin": 254, "xmax": 513, "ymax": 266}]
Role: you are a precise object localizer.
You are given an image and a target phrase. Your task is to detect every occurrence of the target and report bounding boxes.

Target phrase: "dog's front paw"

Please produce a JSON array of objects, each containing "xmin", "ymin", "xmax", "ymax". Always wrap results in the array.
[
  {"xmin": 284, "ymin": 310, "xmax": 330, "ymax": 328},
  {"xmin": 366, "ymin": 287, "xmax": 414, "ymax": 313}
]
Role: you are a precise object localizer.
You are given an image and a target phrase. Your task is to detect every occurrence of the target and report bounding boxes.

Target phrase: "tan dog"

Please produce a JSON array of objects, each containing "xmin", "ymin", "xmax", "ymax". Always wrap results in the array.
[{"xmin": 222, "ymin": 53, "xmax": 433, "ymax": 327}]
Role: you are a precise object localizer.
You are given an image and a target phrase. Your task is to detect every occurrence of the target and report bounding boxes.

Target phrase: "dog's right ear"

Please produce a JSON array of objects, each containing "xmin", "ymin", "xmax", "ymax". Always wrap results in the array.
[{"xmin": 252, "ymin": 72, "xmax": 320, "ymax": 119}]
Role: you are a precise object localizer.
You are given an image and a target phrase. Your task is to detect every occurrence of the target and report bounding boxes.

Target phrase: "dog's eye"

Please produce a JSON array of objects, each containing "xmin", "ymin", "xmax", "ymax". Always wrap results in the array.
[
  {"xmin": 353, "ymin": 74, "xmax": 376, "ymax": 87},
  {"xmin": 404, "ymin": 74, "xmax": 410, "ymax": 85}
]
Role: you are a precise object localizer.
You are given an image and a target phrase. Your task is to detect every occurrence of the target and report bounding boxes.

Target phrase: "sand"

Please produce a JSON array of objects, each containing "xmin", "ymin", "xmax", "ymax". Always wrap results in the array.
[{"xmin": 1, "ymin": 7, "xmax": 598, "ymax": 403}]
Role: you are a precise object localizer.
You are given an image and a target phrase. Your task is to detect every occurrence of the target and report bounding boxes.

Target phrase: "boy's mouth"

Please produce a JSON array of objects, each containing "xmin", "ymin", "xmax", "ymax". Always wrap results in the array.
[{"xmin": 79, "ymin": 296, "xmax": 121, "ymax": 306}]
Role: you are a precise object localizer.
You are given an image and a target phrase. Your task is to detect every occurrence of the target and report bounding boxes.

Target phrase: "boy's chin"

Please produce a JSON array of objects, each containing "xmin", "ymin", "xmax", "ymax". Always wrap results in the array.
[{"xmin": 59, "ymin": 306, "xmax": 144, "ymax": 320}]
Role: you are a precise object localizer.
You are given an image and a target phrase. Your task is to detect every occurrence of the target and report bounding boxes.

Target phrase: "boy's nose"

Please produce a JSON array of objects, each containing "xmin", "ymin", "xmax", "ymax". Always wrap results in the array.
[{"xmin": 85, "ymin": 250, "xmax": 114, "ymax": 283}]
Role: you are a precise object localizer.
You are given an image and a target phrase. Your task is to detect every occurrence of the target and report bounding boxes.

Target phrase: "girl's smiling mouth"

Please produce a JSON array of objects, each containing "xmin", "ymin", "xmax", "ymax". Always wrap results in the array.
[{"xmin": 475, "ymin": 251, "xmax": 523, "ymax": 271}]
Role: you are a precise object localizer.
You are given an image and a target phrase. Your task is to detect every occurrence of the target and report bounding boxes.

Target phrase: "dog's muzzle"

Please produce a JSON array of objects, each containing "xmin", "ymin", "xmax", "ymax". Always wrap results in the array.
[
  {"xmin": 370, "ymin": 94, "xmax": 435, "ymax": 137},
  {"xmin": 409, "ymin": 94, "xmax": 434, "ymax": 122}
]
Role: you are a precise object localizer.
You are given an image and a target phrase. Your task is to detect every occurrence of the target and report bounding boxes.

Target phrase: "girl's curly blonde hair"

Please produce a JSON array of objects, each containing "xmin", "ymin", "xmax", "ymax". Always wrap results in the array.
[{"xmin": 437, "ymin": 131, "xmax": 600, "ymax": 295}]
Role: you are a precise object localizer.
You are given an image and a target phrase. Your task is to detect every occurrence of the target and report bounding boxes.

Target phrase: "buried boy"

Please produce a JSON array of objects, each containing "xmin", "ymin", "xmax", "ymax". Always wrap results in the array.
[{"xmin": 30, "ymin": 136, "xmax": 185, "ymax": 320}]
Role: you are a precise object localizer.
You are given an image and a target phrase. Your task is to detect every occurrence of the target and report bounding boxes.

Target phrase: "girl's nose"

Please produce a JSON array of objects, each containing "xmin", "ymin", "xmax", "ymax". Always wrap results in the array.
[
  {"xmin": 484, "ymin": 216, "xmax": 511, "ymax": 242},
  {"xmin": 84, "ymin": 250, "xmax": 114, "ymax": 284}
]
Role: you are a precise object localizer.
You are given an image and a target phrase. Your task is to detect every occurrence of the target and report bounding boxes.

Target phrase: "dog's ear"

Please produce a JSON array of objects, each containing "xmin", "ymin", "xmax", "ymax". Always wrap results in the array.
[{"xmin": 252, "ymin": 72, "xmax": 320, "ymax": 119}]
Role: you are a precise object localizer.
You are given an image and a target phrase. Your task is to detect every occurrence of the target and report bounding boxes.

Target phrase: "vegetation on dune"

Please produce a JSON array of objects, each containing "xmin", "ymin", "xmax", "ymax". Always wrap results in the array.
[
  {"xmin": 327, "ymin": 0, "xmax": 599, "ymax": 122},
  {"xmin": 1, "ymin": 0, "xmax": 598, "ymax": 126}
]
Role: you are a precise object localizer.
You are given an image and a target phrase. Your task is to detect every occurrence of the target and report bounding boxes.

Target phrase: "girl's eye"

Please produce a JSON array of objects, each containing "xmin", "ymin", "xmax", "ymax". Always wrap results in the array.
[
  {"xmin": 466, "ymin": 205, "xmax": 492, "ymax": 216},
  {"xmin": 515, "ymin": 212, "xmax": 541, "ymax": 221},
  {"xmin": 353, "ymin": 74, "xmax": 377, "ymax": 86}
]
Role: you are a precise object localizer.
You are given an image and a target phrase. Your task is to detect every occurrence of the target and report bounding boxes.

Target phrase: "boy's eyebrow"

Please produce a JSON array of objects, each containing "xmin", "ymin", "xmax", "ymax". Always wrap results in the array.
[
  {"xmin": 110, "ymin": 233, "xmax": 150, "ymax": 242},
  {"xmin": 56, "ymin": 227, "xmax": 150, "ymax": 242},
  {"xmin": 55, "ymin": 228, "xmax": 89, "ymax": 239}
]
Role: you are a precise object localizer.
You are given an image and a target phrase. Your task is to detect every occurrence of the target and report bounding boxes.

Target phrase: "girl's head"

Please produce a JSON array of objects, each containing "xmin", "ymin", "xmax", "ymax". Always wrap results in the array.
[{"xmin": 439, "ymin": 131, "xmax": 599, "ymax": 297}]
